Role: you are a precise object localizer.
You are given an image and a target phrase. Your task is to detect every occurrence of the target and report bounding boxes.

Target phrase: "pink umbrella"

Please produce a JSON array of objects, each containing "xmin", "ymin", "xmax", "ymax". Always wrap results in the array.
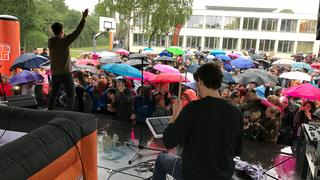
[
  {"xmin": 228, "ymin": 53, "xmax": 240, "ymax": 59},
  {"xmin": 311, "ymin": 63, "xmax": 320, "ymax": 70},
  {"xmin": 75, "ymin": 59, "xmax": 100, "ymax": 66},
  {"xmin": 282, "ymin": 83, "xmax": 320, "ymax": 100},
  {"xmin": 149, "ymin": 73, "xmax": 188, "ymax": 83},
  {"xmin": 126, "ymin": 71, "xmax": 155, "ymax": 81},
  {"xmin": 116, "ymin": 49, "xmax": 129, "ymax": 56},
  {"xmin": 274, "ymin": 154, "xmax": 296, "ymax": 178},
  {"xmin": 154, "ymin": 64, "xmax": 179, "ymax": 74}
]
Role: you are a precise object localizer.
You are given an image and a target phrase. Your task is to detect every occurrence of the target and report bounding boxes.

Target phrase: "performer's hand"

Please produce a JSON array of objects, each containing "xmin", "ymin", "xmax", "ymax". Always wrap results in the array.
[{"xmin": 82, "ymin": 9, "xmax": 89, "ymax": 19}]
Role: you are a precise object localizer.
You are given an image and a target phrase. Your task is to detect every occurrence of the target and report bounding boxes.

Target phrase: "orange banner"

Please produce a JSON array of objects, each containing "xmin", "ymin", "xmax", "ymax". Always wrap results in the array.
[{"xmin": 172, "ymin": 24, "xmax": 182, "ymax": 46}]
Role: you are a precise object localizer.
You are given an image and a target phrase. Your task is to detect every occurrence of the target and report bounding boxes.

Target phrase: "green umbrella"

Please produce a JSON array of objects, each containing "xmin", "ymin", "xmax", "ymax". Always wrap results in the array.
[{"xmin": 167, "ymin": 46, "xmax": 185, "ymax": 55}]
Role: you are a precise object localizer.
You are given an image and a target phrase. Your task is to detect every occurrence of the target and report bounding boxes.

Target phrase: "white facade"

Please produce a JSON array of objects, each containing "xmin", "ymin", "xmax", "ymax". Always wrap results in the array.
[{"xmin": 129, "ymin": 1, "xmax": 320, "ymax": 58}]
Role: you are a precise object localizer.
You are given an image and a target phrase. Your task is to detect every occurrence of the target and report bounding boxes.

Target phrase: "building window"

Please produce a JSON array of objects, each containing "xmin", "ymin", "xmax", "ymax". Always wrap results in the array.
[
  {"xmin": 204, "ymin": 37, "xmax": 220, "ymax": 49},
  {"xmin": 206, "ymin": 16, "xmax": 222, "ymax": 29},
  {"xmin": 243, "ymin": 17, "xmax": 259, "ymax": 30},
  {"xmin": 186, "ymin": 15, "xmax": 204, "ymax": 28},
  {"xmin": 299, "ymin": 20, "xmax": 317, "ymax": 33},
  {"xmin": 169, "ymin": 35, "xmax": 184, "ymax": 47},
  {"xmin": 241, "ymin": 39, "xmax": 257, "ymax": 50},
  {"xmin": 133, "ymin": 16, "xmax": 143, "ymax": 27},
  {"xmin": 133, "ymin": 33, "xmax": 145, "ymax": 46},
  {"xmin": 222, "ymin": 38, "xmax": 238, "ymax": 50},
  {"xmin": 133, "ymin": 33, "xmax": 166, "ymax": 46},
  {"xmin": 280, "ymin": 19, "xmax": 298, "ymax": 32},
  {"xmin": 186, "ymin": 36, "xmax": 202, "ymax": 48},
  {"xmin": 148, "ymin": 34, "xmax": 166, "ymax": 47},
  {"xmin": 297, "ymin": 41, "xmax": 314, "ymax": 53},
  {"xmin": 278, "ymin": 40, "xmax": 294, "ymax": 53},
  {"xmin": 259, "ymin": 39, "xmax": 275, "ymax": 52},
  {"xmin": 261, "ymin": 18, "xmax": 278, "ymax": 31},
  {"xmin": 224, "ymin": 17, "xmax": 240, "ymax": 30}
]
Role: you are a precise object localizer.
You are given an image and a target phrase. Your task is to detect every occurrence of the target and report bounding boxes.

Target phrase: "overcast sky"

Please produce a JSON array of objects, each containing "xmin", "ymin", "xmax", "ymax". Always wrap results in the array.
[{"xmin": 65, "ymin": 0, "xmax": 319, "ymax": 15}]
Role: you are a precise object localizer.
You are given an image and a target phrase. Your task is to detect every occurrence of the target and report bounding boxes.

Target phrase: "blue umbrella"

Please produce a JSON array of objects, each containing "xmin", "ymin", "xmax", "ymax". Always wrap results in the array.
[
  {"xmin": 223, "ymin": 71, "xmax": 235, "ymax": 83},
  {"xmin": 187, "ymin": 64, "xmax": 200, "ymax": 74},
  {"xmin": 143, "ymin": 47, "xmax": 154, "ymax": 51},
  {"xmin": 9, "ymin": 70, "xmax": 44, "ymax": 85},
  {"xmin": 10, "ymin": 53, "xmax": 49, "ymax": 70},
  {"xmin": 159, "ymin": 50, "xmax": 173, "ymax": 57},
  {"xmin": 231, "ymin": 58, "xmax": 255, "ymax": 69},
  {"xmin": 215, "ymin": 54, "xmax": 231, "ymax": 61},
  {"xmin": 101, "ymin": 64, "xmax": 142, "ymax": 78},
  {"xmin": 210, "ymin": 50, "xmax": 226, "ymax": 56},
  {"xmin": 291, "ymin": 62, "xmax": 313, "ymax": 73}
]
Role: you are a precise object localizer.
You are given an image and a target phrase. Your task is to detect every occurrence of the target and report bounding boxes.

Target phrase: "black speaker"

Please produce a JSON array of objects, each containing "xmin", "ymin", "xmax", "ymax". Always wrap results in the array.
[{"xmin": 7, "ymin": 95, "xmax": 38, "ymax": 109}]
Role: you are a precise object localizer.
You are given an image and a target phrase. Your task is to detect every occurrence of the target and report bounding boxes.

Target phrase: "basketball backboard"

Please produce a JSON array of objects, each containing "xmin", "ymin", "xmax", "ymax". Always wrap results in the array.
[{"xmin": 99, "ymin": 17, "xmax": 116, "ymax": 32}]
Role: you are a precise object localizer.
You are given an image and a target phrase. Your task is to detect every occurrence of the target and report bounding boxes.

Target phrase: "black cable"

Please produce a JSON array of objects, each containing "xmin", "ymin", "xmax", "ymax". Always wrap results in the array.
[
  {"xmin": 98, "ymin": 165, "xmax": 145, "ymax": 179},
  {"xmin": 48, "ymin": 123, "xmax": 87, "ymax": 180}
]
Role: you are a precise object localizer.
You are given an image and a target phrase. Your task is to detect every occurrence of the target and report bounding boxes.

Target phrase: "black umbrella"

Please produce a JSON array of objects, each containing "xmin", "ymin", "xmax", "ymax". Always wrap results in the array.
[
  {"xmin": 99, "ymin": 56, "xmax": 121, "ymax": 64},
  {"xmin": 250, "ymin": 54, "xmax": 264, "ymax": 60},
  {"xmin": 72, "ymin": 64, "xmax": 99, "ymax": 74},
  {"xmin": 235, "ymin": 69, "xmax": 279, "ymax": 85},
  {"xmin": 10, "ymin": 53, "xmax": 49, "ymax": 70},
  {"xmin": 128, "ymin": 53, "xmax": 148, "ymax": 60},
  {"xmin": 194, "ymin": 51, "xmax": 205, "ymax": 57},
  {"xmin": 124, "ymin": 59, "xmax": 150, "ymax": 67},
  {"xmin": 155, "ymin": 56, "xmax": 175, "ymax": 62}
]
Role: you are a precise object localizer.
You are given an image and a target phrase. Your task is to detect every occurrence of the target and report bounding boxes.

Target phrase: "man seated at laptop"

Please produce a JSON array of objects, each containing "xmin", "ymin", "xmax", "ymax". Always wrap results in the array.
[{"xmin": 152, "ymin": 63, "xmax": 243, "ymax": 180}]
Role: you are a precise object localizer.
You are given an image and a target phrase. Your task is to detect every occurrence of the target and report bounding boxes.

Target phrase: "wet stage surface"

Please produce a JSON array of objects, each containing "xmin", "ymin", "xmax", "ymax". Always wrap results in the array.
[{"xmin": 95, "ymin": 114, "xmax": 301, "ymax": 180}]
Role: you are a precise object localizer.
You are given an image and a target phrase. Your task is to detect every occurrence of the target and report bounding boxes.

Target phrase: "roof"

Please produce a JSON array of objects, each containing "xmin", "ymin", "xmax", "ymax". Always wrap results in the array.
[{"xmin": 205, "ymin": 6, "xmax": 277, "ymax": 12}]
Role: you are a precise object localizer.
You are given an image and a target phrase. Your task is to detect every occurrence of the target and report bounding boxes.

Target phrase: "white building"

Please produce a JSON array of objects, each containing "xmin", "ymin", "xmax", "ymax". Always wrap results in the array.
[{"xmin": 129, "ymin": 0, "xmax": 320, "ymax": 58}]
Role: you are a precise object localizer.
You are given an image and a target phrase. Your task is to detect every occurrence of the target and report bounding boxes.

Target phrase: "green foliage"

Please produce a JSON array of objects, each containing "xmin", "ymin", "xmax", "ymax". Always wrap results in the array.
[{"xmin": 0, "ymin": 0, "xmax": 101, "ymax": 51}]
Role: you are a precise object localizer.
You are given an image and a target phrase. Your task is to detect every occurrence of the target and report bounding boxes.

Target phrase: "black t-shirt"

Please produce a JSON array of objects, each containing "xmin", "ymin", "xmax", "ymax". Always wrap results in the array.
[{"xmin": 163, "ymin": 96, "xmax": 243, "ymax": 180}]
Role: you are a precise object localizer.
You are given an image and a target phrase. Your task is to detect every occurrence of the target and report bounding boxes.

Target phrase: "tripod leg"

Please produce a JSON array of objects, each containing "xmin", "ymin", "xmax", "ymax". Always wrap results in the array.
[{"xmin": 128, "ymin": 149, "xmax": 141, "ymax": 165}]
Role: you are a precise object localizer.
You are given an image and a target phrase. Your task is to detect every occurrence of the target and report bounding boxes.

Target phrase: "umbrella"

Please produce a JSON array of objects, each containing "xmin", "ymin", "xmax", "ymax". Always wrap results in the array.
[
  {"xmin": 101, "ymin": 64, "xmax": 142, "ymax": 78},
  {"xmin": 193, "ymin": 51, "xmax": 205, "ymax": 57},
  {"xmin": 251, "ymin": 54, "xmax": 264, "ymax": 60},
  {"xmin": 291, "ymin": 62, "xmax": 313, "ymax": 73},
  {"xmin": 10, "ymin": 53, "xmax": 49, "ymax": 70},
  {"xmin": 73, "ymin": 64, "xmax": 99, "ymax": 74},
  {"xmin": 9, "ymin": 70, "xmax": 44, "ymax": 85},
  {"xmin": 279, "ymin": 71, "xmax": 311, "ymax": 81},
  {"xmin": 223, "ymin": 71, "xmax": 235, "ymax": 83},
  {"xmin": 182, "ymin": 82, "xmax": 197, "ymax": 91},
  {"xmin": 272, "ymin": 59, "xmax": 296, "ymax": 66},
  {"xmin": 75, "ymin": 59, "xmax": 100, "ymax": 66},
  {"xmin": 142, "ymin": 50, "xmax": 157, "ymax": 54},
  {"xmin": 231, "ymin": 58, "xmax": 255, "ymax": 69},
  {"xmin": 154, "ymin": 64, "xmax": 179, "ymax": 74},
  {"xmin": 143, "ymin": 47, "xmax": 154, "ymax": 51},
  {"xmin": 167, "ymin": 46, "xmax": 184, "ymax": 55},
  {"xmin": 228, "ymin": 53, "xmax": 240, "ymax": 59},
  {"xmin": 127, "ymin": 71, "xmax": 156, "ymax": 81},
  {"xmin": 282, "ymin": 83, "xmax": 320, "ymax": 100},
  {"xmin": 128, "ymin": 53, "xmax": 148, "ymax": 60},
  {"xmin": 311, "ymin": 63, "xmax": 320, "ymax": 70},
  {"xmin": 99, "ymin": 56, "xmax": 122, "ymax": 64},
  {"xmin": 210, "ymin": 50, "xmax": 226, "ymax": 56},
  {"xmin": 187, "ymin": 64, "xmax": 200, "ymax": 74},
  {"xmin": 116, "ymin": 49, "xmax": 129, "ymax": 56},
  {"xmin": 155, "ymin": 56, "xmax": 175, "ymax": 62},
  {"xmin": 185, "ymin": 72, "xmax": 195, "ymax": 82},
  {"xmin": 159, "ymin": 50, "xmax": 173, "ymax": 57},
  {"xmin": 215, "ymin": 54, "xmax": 232, "ymax": 61},
  {"xmin": 206, "ymin": 55, "xmax": 215, "ymax": 60},
  {"xmin": 96, "ymin": 51, "xmax": 117, "ymax": 58},
  {"xmin": 149, "ymin": 73, "xmax": 187, "ymax": 83},
  {"xmin": 124, "ymin": 59, "xmax": 150, "ymax": 67},
  {"xmin": 235, "ymin": 69, "xmax": 279, "ymax": 85}
]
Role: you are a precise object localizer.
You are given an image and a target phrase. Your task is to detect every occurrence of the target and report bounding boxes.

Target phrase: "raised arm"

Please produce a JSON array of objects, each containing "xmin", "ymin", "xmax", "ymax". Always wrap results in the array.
[{"xmin": 65, "ymin": 9, "xmax": 88, "ymax": 46}]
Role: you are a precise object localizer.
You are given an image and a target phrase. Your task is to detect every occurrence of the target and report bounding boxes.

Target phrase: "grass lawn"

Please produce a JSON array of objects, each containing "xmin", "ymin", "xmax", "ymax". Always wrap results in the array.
[{"xmin": 70, "ymin": 45, "xmax": 109, "ymax": 58}]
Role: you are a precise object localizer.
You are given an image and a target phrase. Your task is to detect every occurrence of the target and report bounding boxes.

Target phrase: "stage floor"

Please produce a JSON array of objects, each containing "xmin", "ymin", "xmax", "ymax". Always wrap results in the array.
[{"xmin": 95, "ymin": 114, "xmax": 302, "ymax": 180}]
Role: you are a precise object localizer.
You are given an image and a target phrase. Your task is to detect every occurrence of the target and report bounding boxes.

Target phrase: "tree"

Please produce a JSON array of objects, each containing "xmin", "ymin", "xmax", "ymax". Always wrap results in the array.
[{"xmin": 94, "ymin": 0, "xmax": 193, "ymax": 49}]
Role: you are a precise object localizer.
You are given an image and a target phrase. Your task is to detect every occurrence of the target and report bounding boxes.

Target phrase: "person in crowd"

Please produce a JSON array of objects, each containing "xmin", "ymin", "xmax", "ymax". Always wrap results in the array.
[
  {"xmin": 33, "ymin": 48, "xmax": 38, "ymax": 55},
  {"xmin": 0, "ymin": 75, "xmax": 12, "ymax": 97},
  {"xmin": 180, "ymin": 89, "xmax": 197, "ymax": 108},
  {"xmin": 40, "ymin": 48, "xmax": 49, "ymax": 58},
  {"xmin": 292, "ymin": 101, "xmax": 317, "ymax": 146},
  {"xmin": 153, "ymin": 82, "xmax": 171, "ymax": 107},
  {"xmin": 152, "ymin": 95, "xmax": 171, "ymax": 117},
  {"xmin": 258, "ymin": 107, "xmax": 281, "ymax": 144},
  {"xmin": 107, "ymin": 78, "xmax": 133, "ymax": 121},
  {"xmin": 277, "ymin": 96, "xmax": 295, "ymax": 145},
  {"xmin": 153, "ymin": 63, "xmax": 242, "ymax": 180},
  {"xmin": 48, "ymin": 9, "xmax": 88, "ymax": 111},
  {"xmin": 21, "ymin": 82, "xmax": 35, "ymax": 96},
  {"xmin": 132, "ymin": 86, "xmax": 154, "ymax": 123},
  {"xmin": 20, "ymin": 48, "xmax": 25, "ymax": 55}
]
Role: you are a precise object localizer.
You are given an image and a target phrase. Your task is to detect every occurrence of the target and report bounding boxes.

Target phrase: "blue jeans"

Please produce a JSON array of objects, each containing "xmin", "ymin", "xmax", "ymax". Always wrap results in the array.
[
  {"xmin": 153, "ymin": 153, "xmax": 184, "ymax": 180},
  {"xmin": 48, "ymin": 73, "xmax": 75, "ymax": 111}
]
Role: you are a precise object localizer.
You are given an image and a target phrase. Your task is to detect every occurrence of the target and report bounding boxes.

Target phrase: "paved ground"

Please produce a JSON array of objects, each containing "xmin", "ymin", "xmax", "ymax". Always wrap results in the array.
[{"xmin": 95, "ymin": 113, "xmax": 300, "ymax": 180}]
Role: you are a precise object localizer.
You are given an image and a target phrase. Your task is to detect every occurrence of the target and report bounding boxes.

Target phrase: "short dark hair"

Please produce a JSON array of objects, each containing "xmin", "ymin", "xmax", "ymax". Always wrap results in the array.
[
  {"xmin": 51, "ymin": 22, "xmax": 63, "ymax": 35},
  {"xmin": 193, "ymin": 63, "xmax": 223, "ymax": 90},
  {"xmin": 107, "ymin": 88, "xmax": 117, "ymax": 95}
]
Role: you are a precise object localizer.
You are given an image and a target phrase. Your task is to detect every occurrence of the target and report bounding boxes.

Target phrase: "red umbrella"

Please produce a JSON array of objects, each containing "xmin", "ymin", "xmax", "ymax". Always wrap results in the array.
[
  {"xmin": 282, "ymin": 83, "xmax": 320, "ymax": 100},
  {"xmin": 149, "ymin": 73, "xmax": 188, "ymax": 83},
  {"xmin": 311, "ymin": 63, "xmax": 320, "ymax": 70},
  {"xmin": 116, "ymin": 49, "xmax": 129, "ymax": 56},
  {"xmin": 126, "ymin": 71, "xmax": 155, "ymax": 81}
]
